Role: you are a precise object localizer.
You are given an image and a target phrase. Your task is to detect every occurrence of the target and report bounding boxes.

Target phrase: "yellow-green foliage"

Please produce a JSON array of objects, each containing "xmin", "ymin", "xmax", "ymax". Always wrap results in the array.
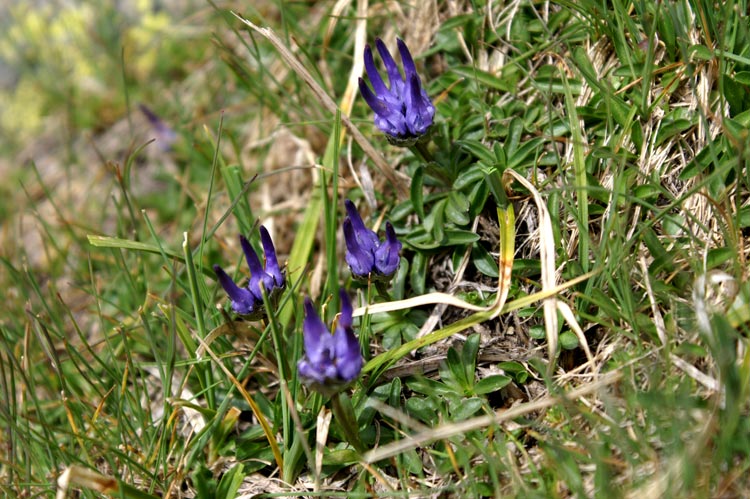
[{"xmin": 0, "ymin": 0, "xmax": 173, "ymax": 149}]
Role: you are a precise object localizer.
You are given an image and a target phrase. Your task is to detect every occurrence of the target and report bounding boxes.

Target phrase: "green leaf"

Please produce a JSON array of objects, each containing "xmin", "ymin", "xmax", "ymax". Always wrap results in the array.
[
  {"xmin": 498, "ymin": 361, "xmax": 529, "ymax": 383},
  {"xmin": 507, "ymin": 137, "xmax": 545, "ymax": 169},
  {"xmin": 382, "ymin": 325, "xmax": 403, "ymax": 350},
  {"xmin": 733, "ymin": 71, "xmax": 750, "ymax": 86},
  {"xmin": 407, "ymin": 377, "xmax": 456, "ymax": 397},
  {"xmin": 406, "ymin": 397, "xmax": 440, "ymax": 425},
  {"xmin": 441, "ymin": 229, "xmax": 481, "ymax": 246},
  {"xmin": 571, "ymin": 47, "xmax": 629, "ymax": 126},
  {"xmin": 446, "ymin": 345, "xmax": 470, "ymax": 390},
  {"xmin": 689, "ymin": 44, "xmax": 713, "ymax": 61},
  {"xmin": 654, "ymin": 118, "xmax": 693, "ymax": 146},
  {"xmin": 88, "ymin": 235, "xmax": 182, "ymax": 260},
  {"xmin": 390, "ymin": 199, "xmax": 414, "ymax": 221},
  {"xmin": 323, "ymin": 448, "xmax": 359, "ymax": 465},
  {"xmin": 453, "ymin": 66, "xmax": 514, "ymax": 92},
  {"xmin": 410, "ymin": 250, "xmax": 427, "ymax": 295},
  {"xmin": 505, "ymin": 117, "xmax": 524, "ymax": 157},
  {"xmin": 216, "ymin": 464, "xmax": 244, "ymax": 499},
  {"xmin": 474, "ymin": 374, "xmax": 512, "ymax": 395},
  {"xmin": 400, "ymin": 448, "xmax": 424, "ymax": 474},
  {"xmin": 472, "ymin": 244, "xmax": 499, "ymax": 278},
  {"xmin": 559, "ymin": 331, "xmax": 579, "ymax": 350},
  {"xmin": 449, "ymin": 397, "xmax": 483, "ymax": 419},
  {"xmin": 632, "ymin": 184, "xmax": 662, "ymax": 202},
  {"xmin": 454, "ymin": 163, "xmax": 489, "ymax": 190},
  {"xmin": 739, "ymin": 206, "xmax": 750, "ymax": 228},
  {"xmin": 445, "ymin": 191, "xmax": 471, "ymax": 226},
  {"xmin": 461, "ymin": 334, "xmax": 481, "ymax": 385},
  {"xmin": 411, "ymin": 166, "xmax": 426, "ymax": 221},
  {"xmin": 405, "ymin": 227, "xmax": 480, "ymax": 249},
  {"xmin": 467, "ymin": 179, "xmax": 490, "ymax": 216},
  {"xmin": 529, "ymin": 325, "xmax": 546, "ymax": 340},
  {"xmin": 431, "ymin": 198, "xmax": 446, "ymax": 242},
  {"xmin": 707, "ymin": 247, "xmax": 735, "ymax": 268},
  {"xmin": 457, "ymin": 139, "xmax": 496, "ymax": 163}
]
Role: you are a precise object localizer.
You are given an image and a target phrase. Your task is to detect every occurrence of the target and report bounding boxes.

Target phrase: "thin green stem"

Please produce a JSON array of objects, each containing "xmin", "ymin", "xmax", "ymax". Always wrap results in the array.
[
  {"xmin": 330, "ymin": 392, "xmax": 365, "ymax": 455},
  {"xmin": 412, "ymin": 139, "xmax": 435, "ymax": 163}
]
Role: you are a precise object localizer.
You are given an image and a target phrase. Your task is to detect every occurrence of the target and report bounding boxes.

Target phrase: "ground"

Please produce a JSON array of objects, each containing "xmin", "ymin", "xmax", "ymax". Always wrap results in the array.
[{"xmin": 1, "ymin": 1, "xmax": 749, "ymax": 498}]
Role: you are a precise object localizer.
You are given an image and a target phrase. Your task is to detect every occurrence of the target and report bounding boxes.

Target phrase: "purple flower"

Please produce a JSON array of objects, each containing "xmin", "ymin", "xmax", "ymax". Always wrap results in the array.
[
  {"xmin": 138, "ymin": 104, "xmax": 178, "ymax": 151},
  {"xmin": 343, "ymin": 200, "xmax": 402, "ymax": 280},
  {"xmin": 298, "ymin": 290, "xmax": 363, "ymax": 395},
  {"xmin": 213, "ymin": 226, "xmax": 284, "ymax": 318},
  {"xmin": 358, "ymin": 38, "xmax": 435, "ymax": 146}
]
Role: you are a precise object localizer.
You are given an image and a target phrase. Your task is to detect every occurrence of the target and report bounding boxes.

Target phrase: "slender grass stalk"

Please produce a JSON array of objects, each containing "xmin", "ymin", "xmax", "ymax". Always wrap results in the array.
[
  {"xmin": 182, "ymin": 232, "xmax": 215, "ymax": 409},
  {"xmin": 561, "ymin": 68, "xmax": 589, "ymax": 273},
  {"xmin": 323, "ymin": 111, "xmax": 342, "ymax": 312},
  {"xmin": 330, "ymin": 392, "xmax": 365, "ymax": 454}
]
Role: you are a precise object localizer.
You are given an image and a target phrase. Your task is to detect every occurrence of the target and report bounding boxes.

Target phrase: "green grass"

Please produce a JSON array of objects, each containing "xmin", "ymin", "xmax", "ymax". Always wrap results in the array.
[{"xmin": 2, "ymin": 0, "xmax": 750, "ymax": 497}]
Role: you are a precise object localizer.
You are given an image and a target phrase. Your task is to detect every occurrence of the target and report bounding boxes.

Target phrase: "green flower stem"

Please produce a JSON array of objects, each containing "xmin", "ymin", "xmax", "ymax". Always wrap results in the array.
[
  {"xmin": 374, "ymin": 280, "xmax": 392, "ymax": 301},
  {"xmin": 410, "ymin": 139, "xmax": 453, "ymax": 186},
  {"xmin": 331, "ymin": 392, "xmax": 366, "ymax": 454},
  {"xmin": 411, "ymin": 139, "xmax": 435, "ymax": 164},
  {"xmin": 182, "ymin": 232, "xmax": 215, "ymax": 409},
  {"xmin": 486, "ymin": 168, "xmax": 509, "ymax": 209}
]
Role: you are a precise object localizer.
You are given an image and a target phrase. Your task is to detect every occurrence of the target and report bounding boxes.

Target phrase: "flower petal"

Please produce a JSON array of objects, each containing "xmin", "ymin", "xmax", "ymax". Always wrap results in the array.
[
  {"xmin": 338, "ymin": 289, "xmax": 353, "ymax": 330},
  {"xmin": 241, "ymin": 234, "xmax": 274, "ymax": 299},
  {"xmin": 334, "ymin": 325, "xmax": 363, "ymax": 383},
  {"xmin": 303, "ymin": 298, "xmax": 329, "ymax": 363},
  {"xmin": 359, "ymin": 77, "xmax": 392, "ymax": 119},
  {"xmin": 375, "ymin": 38, "xmax": 403, "ymax": 88},
  {"xmin": 397, "ymin": 38, "xmax": 417, "ymax": 80},
  {"xmin": 259, "ymin": 226, "xmax": 284, "ymax": 288},
  {"xmin": 363, "ymin": 44, "xmax": 390, "ymax": 97},
  {"xmin": 344, "ymin": 200, "xmax": 379, "ymax": 250},
  {"xmin": 344, "ymin": 218, "xmax": 375, "ymax": 277},
  {"xmin": 213, "ymin": 264, "xmax": 256, "ymax": 314},
  {"xmin": 333, "ymin": 292, "xmax": 362, "ymax": 382},
  {"xmin": 405, "ymin": 73, "xmax": 426, "ymax": 134},
  {"xmin": 374, "ymin": 221, "xmax": 402, "ymax": 276}
]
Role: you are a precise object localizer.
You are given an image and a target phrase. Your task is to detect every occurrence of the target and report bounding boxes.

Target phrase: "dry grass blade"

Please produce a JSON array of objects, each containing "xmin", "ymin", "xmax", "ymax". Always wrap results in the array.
[
  {"xmin": 314, "ymin": 407, "xmax": 332, "ymax": 492},
  {"xmin": 193, "ymin": 333, "xmax": 284, "ymax": 471},
  {"xmin": 353, "ymin": 291, "xmax": 488, "ymax": 318},
  {"xmin": 556, "ymin": 300, "xmax": 595, "ymax": 372},
  {"xmin": 232, "ymin": 12, "xmax": 408, "ymax": 198},
  {"xmin": 354, "ymin": 206, "xmax": 515, "ymax": 319},
  {"xmin": 56, "ymin": 466, "xmax": 118, "ymax": 499},
  {"xmin": 504, "ymin": 169, "xmax": 559, "ymax": 371},
  {"xmin": 323, "ymin": 0, "xmax": 368, "ymax": 118},
  {"xmin": 364, "ymin": 370, "xmax": 622, "ymax": 463}
]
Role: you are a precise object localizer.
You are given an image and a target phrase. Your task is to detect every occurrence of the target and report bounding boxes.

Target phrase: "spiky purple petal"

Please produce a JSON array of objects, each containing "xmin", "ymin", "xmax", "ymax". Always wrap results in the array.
[
  {"xmin": 260, "ymin": 226, "xmax": 284, "ymax": 287},
  {"xmin": 213, "ymin": 264, "xmax": 256, "ymax": 315},
  {"xmin": 358, "ymin": 38, "xmax": 434, "ymax": 142},
  {"xmin": 344, "ymin": 219, "xmax": 375, "ymax": 277},
  {"xmin": 374, "ymin": 222, "xmax": 402, "ymax": 276},
  {"xmin": 343, "ymin": 201, "xmax": 402, "ymax": 280},
  {"xmin": 214, "ymin": 229, "xmax": 285, "ymax": 317},
  {"xmin": 297, "ymin": 291, "xmax": 363, "ymax": 395},
  {"xmin": 363, "ymin": 45, "xmax": 390, "ymax": 97}
]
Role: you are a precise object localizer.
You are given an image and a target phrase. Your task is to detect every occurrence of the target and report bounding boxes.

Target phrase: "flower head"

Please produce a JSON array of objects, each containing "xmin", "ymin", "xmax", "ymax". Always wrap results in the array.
[
  {"xmin": 213, "ymin": 226, "xmax": 284, "ymax": 319},
  {"xmin": 358, "ymin": 38, "xmax": 435, "ymax": 146},
  {"xmin": 298, "ymin": 290, "xmax": 363, "ymax": 396},
  {"xmin": 343, "ymin": 200, "xmax": 402, "ymax": 280},
  {"xmin": 138, "ymin": 103, "xmax": 178, "ymax": 151}
]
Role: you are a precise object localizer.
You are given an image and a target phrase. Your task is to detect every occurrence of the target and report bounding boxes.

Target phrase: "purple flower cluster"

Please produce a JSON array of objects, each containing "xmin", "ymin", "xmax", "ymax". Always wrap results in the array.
[
  {"xmin": 343, "ymin": 200, "xmax": 402, "ymax": 280},
  {"xmin": 212, "ymin": 226, "xmax": 284, "ymax": 318},
  {"xmin": 214, "ymin": 39, "xmax": 424, "ymax": 396},
  {"xmin": 297, "ymin": 290, "xmax": 363, "ymax": 396},
  {"xmin": 359, "ymin": 38, "xmax": 435, "ymax": 145}
]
